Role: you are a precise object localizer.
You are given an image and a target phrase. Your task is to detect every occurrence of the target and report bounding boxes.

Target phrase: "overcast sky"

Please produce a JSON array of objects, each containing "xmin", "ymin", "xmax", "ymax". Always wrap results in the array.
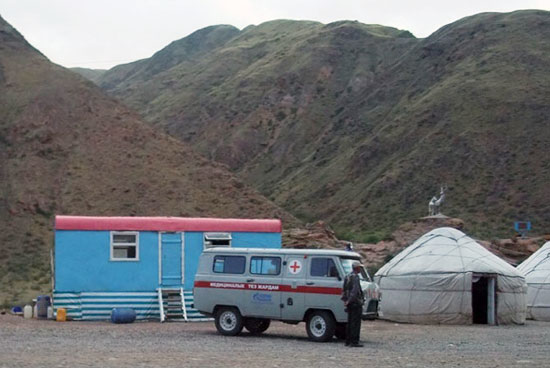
[{"xmin": 1, "ymin": 0, "xmax": 549, "ymax": 69}]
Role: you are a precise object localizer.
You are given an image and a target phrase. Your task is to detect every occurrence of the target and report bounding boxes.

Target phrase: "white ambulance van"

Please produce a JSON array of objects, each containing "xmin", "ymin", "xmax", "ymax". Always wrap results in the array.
[{"xmin": 193, "ymin": 248, "xmax": 380, "ymax": 342}]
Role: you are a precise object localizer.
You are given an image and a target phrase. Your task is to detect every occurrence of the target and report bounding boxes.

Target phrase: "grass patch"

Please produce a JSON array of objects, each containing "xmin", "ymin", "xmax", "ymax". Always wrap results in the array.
[{"xmin": 334, "ymin": 226, "xmax": 393, "ymax": 244}]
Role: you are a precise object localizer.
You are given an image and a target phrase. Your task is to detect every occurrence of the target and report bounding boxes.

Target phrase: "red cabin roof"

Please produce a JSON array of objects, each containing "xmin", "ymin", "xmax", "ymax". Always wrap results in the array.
[{"xmin": 55, "ymin": 216, "xmax": 282, "ymax": 233}]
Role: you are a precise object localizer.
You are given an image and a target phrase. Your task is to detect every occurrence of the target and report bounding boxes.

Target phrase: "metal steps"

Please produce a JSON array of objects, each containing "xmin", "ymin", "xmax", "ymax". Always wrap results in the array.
[
  {"xmin": 157, "ymin": 288, "xmax": 212, "ymax": 322},
  {"xmin": 158, "ymin": 288, "xmax": 187, "ymax": 322}
]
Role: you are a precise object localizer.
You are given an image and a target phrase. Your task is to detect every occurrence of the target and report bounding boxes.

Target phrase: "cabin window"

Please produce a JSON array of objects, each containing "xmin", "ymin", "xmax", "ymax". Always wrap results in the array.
[
  {"xmin": 213, "ymin": 255, "xmax": 245, "ymax": 274},
  {"xmin": 204, "ymin": 232, "xmax": 232, "ymax": 248},
  {"xmin": 310, "ymin": 258, "xmax": 339, "ymax": 278},
  {"xmin": 250, "ymin": 257, "xmax": 281, "ymax": 275},
  {"xmin": 110, "ymin": 232, "xmax": 139, "ymax": 261}
]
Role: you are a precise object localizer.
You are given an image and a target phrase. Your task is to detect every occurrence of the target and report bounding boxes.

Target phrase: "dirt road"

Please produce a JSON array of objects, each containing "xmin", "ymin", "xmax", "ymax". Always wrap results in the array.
[{"xmin": 1, "ymin": 315, "xmax": 548, "ymax": 367}]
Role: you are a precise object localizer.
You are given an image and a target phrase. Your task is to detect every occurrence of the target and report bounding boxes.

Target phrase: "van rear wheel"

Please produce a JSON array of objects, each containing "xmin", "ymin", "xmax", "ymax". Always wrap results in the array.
[
  {"xmin": 244, "ymin": 318, "xmax": 271, "ymax": 334},
  {"xmin": 306, "ymin": 310, "xmax": 336, "ymax": 342},
  {"xmin": 215, "ymin": 307, "xmax": 243, "ymax": 336}
]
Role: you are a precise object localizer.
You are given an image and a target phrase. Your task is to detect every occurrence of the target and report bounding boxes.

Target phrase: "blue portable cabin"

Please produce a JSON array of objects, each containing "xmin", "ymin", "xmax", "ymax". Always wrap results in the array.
[{"xmin": 53, "ymin": 215, "xmax": 282, "ymax": 321}]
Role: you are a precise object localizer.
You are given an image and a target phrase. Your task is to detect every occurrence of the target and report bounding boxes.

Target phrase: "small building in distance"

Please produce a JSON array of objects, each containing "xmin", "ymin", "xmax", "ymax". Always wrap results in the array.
[
  {"xmin": 517, "ymin": 241, "xmax": 550, "ymax": 321},
  {"xmin": 53, "ymin": 215, "xmax": 282, "ymax": 321},
  {"xmin": 375, "ymin": 227, "xmax": 527, "ymax": 325}
]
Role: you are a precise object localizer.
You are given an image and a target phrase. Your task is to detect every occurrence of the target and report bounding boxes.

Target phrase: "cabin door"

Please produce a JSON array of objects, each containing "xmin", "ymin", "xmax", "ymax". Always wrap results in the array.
[{"xmin": 161, "ymin": 232, "xmax": 183, "ymax": 287}]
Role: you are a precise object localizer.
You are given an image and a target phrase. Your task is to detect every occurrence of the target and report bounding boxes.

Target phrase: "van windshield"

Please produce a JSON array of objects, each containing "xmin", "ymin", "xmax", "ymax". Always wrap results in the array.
[{"xmin": 340, "ymin": 258, "xmax": 371, "ymax": 281}]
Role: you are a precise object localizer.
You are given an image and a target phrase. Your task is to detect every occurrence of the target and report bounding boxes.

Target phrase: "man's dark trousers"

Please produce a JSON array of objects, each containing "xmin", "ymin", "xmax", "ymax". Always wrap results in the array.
[{"xmin": 346, "ymin": 303, "xmax": 362, "ymax": 345}]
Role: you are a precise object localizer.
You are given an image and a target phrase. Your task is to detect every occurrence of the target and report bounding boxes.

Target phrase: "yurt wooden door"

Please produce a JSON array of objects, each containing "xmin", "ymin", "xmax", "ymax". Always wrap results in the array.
[{"xmin": 472, "ymin": 273, "xmax": 496, "ymax": 325}]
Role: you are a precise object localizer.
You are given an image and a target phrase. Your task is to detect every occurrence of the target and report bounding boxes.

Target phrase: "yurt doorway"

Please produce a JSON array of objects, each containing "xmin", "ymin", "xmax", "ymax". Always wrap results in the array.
[{"xmin": 472, "ymin": 274, "xmax": 496, "ymax": 325}]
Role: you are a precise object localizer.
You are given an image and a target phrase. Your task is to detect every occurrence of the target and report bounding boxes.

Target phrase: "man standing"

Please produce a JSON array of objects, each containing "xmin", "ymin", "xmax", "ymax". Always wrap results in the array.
[{"xmin": 342, "ymin": 261, "xmax": 365, "ymax": 347}]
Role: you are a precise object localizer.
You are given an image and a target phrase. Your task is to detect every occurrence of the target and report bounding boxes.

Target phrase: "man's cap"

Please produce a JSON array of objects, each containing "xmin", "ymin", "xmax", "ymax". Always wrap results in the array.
[{"xmin": 352, "ymin": 261, "xmax": 362, "ymax": 269}]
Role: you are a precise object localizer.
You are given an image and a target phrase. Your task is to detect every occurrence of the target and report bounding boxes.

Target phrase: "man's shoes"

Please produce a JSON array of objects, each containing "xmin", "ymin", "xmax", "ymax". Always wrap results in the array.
[
  {"xmin": 345, "ymin": 342, "xmax": 350, "ymax": 346},
  {"xmin": 349, "ymin": 343, "xmax": 364, "ymax": 347}
]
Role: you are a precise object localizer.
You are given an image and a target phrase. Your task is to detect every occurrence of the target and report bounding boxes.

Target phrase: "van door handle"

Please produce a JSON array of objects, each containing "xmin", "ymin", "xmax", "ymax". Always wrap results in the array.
[
  {"xmin": 306, "ymin": 282, "xmax": 315, "ymax": 285},
  {"xmin": 247, "ymin": 278, "xmax": 254, "ymax": 282}
]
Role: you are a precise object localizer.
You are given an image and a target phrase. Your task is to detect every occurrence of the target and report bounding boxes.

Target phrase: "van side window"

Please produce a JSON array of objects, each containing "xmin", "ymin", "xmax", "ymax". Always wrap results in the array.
[
  {"xmin": 250, "ymin": 257, "xmax": 281, "ymax": 275},
  {"xmin": 213, "ymin": 255, "xmax": 246, "ymax": 274},
  {"xmin": 310, "ymin": 258, "xmax": 339, "ymax": 278}
]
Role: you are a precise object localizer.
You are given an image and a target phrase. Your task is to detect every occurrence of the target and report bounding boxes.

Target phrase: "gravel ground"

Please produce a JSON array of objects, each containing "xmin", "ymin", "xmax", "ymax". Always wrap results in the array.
[{"xmin": 1, "ymin": 315, "xmax": 549, "ymax": 368}]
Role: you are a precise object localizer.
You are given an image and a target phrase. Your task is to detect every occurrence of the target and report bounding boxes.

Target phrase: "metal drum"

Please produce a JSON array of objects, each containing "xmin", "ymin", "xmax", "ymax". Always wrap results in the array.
[{"xmin": 110, "ymin": 308, "xmax": 136, "ymax": 324}]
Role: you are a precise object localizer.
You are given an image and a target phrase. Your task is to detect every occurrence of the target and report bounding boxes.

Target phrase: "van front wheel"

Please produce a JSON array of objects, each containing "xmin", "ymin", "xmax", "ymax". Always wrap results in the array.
[
  {"xmin": 306, "ymin": 310, "xmax": 336, "ymax": 342},
  {"xmin": 244, "ymin": 318, "xmax": 271, "ymax": 334},
  {"xmin": 215, "ymin": 307, "xmax": 243, "ymax": 336}
]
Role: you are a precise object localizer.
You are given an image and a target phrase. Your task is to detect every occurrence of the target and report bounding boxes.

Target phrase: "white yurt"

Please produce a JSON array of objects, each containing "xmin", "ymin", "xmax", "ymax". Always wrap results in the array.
[
  {"xmin": 517, "ymin": 241, "xmax": 550, "ymax": 320},
  {"xmin": 375, "ymin": 227, "xmax": 527, "ymax": 325}
]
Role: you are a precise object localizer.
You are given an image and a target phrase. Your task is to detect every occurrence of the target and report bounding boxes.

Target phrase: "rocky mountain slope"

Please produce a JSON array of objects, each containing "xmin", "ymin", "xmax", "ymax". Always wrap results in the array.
[
  {"xmin": 283, "ymin": 216, "xmax": 544, "ymax": 275},
  {"xmin": 96, "ymin": 10, "xmax": 550, "ymax": 240},
  {"xmin": 0, "ymin": 15, "xmax": 298, "ymax": 305}
]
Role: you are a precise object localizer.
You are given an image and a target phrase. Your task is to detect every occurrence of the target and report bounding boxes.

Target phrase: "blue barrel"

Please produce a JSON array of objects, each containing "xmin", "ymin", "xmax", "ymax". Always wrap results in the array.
[
  {"xmin": 110, "ymin": 308, "xmax": 136, "ymax": 324},
  {"xmin": 37, "ymin": 295, "xmax": 51, "ymax": 319}
]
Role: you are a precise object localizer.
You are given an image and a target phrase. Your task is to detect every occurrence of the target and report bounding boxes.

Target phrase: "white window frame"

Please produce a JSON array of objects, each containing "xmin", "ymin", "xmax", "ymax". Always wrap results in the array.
[
  {"xmin": 203, "ymin": 232, "xmax": 232, "ymax": 249},
  {"xmin": 110, "ymin": 231, "xmax": 140, "ymax": 261}
]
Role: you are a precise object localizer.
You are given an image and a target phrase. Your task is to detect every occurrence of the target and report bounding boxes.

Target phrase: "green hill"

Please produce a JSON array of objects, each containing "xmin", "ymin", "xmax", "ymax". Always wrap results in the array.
[
  {"xmin": 0, "ymin": 15, "xmax": 297, "ymax": 305},
  {"xmin": 96, "ymin": 11, "xmax": 550, "ymax": 240},
  {"xmin": 70, "ymin": 67, "xmax": 106, "ymax": 84}
]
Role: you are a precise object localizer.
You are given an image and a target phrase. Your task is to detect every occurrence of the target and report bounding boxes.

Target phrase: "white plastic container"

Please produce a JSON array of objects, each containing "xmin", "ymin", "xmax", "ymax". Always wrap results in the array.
[
  {"xmin": 33, "ymin": 304, "xmax": 38, "ymax": 318},
  {"xmin": 47, "ymin": 306, "xmax": 54, "ymax": 319},
  {"xmin": 23, "ymin": 305, "xmax": 33, "ymax": 319}
]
